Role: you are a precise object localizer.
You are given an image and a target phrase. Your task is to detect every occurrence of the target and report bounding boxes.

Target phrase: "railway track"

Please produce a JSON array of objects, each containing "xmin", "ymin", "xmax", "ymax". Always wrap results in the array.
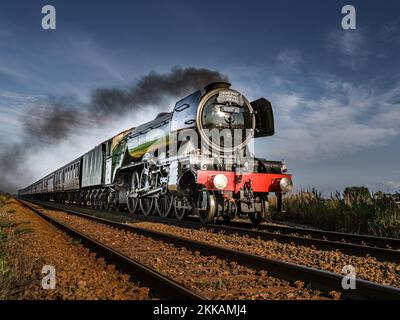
[
  {"xmin": 17, "ymin": 200, "xmax": 205, "ymax": 300},
  {"xmin": 228, "ymin": 220, "xmax": 400, "ymax": 250},
  {"xmin": 29, "ymin": 200, "xmax": 400, "ymax": 263},
  {"xmin": 20, "ymin": 199, "xmax": 400, "ymax": 300}
]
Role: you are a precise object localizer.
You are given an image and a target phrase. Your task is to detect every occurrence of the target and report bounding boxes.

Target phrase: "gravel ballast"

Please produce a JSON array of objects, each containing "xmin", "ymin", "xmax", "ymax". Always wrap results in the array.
[
  {"xmin": 130, "ymin": 221, "xmax": 400, "ymax": 288},
  {"xmin": 38, "ymin": 207, "xmax": 331, "ymax": 300}
]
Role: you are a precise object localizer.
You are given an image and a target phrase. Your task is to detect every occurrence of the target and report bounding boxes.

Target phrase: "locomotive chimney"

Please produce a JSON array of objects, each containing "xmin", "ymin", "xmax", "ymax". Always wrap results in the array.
[{"xmin": 204, "ymin": 82, "xmax": 231, "ymax": 92}]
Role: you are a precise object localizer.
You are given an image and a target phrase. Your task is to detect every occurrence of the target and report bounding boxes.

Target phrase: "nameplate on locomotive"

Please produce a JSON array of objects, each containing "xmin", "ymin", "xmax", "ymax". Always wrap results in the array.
[{"xmin": 217, "ymin": 90, "xmax": 244, "ymax": 106}]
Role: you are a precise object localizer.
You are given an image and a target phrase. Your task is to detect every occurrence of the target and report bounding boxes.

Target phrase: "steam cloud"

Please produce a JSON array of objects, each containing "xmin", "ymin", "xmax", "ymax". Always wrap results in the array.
[{"xmin": 0, "ymin": 66, "xmax": 228, "ymax": 193}]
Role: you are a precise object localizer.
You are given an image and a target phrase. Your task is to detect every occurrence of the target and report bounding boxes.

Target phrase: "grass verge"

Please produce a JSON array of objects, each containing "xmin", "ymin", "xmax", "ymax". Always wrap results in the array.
[{"xmin": 272, "ymin": 188, "xmax": 400, "ymax": 238}]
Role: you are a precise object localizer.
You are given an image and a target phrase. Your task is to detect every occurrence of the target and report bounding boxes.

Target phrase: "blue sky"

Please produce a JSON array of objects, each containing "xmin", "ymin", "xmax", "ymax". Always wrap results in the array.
[{"xmin": 1, "ymin": 0, "xmax": 400, "ymax": 194}]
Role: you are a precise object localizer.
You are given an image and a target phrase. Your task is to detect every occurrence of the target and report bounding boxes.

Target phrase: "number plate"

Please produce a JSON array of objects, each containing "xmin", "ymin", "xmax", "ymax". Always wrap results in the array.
[{"xmin": 220, "ymin": 105, "xmax": 240, "ymax": 114}]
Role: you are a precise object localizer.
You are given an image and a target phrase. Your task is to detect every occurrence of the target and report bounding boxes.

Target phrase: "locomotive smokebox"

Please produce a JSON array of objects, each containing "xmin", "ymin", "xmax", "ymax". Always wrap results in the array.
[
  {"xmin": 204, "ymin": 82, "xmax": 231, "ymax": 92},
  {"xmin": 198, "ymin": 82, "xmax": 255, "ymax": 153}
]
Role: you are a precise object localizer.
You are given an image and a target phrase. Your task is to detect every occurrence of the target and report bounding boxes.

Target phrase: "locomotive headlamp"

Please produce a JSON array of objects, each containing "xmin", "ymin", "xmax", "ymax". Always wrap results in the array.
[
  {"xmin": 213, "ymin": 174, "xmax": 229, "ymax": 190},
  {"xmin": 279, "ymin": 177, "xmax": 293, "ymax": 193}
]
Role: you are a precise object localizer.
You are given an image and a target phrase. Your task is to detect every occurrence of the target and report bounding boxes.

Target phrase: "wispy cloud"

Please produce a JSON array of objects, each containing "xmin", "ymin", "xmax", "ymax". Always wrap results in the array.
[
  {"xmin": 0, "ymin": 65, "xmax": 29, "ymax": 80},
  {"xmin": 0, "ymin": 24, "xmax": 128, "ymax": 97},
  {"xmin": 276, "ymin": 49, "xmax": 303, "ymax": 73},
  {"xmin": 0, "ymin": 91, "xmax": 46, "ymax": 144},
  {"xmin": 367, "ymin": 181, "xmax": 400, "ymax": 194},
  {"xmin": 377, "ymin": 21, "xmax": 400, "ymax": 46},
  {"xmin": 327, "ymin": 29, "xmax": 370, "ymax": 69},
  {"xmin": 255, "ymin": 74, "xmax": 400, "ymax": 162},
  {"xmin": 65, "ymin": 36, "xmax": 128, "ymax": 84}
]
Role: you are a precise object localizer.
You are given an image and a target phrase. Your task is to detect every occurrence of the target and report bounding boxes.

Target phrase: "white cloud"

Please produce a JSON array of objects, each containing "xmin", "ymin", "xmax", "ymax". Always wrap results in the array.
[
  {"xmin": 65, "ymin": 36, "xmax": 128, "ymax": 84},
  {"xmin": 0, "ymin": 65, "xmax": 29, "ymax": 80},
  {"xmin": 0, "ymin": 91, "xmax": 47, "ymax": 144},
  {"xmin": 377, "ymin": 22, "xmax": 400, "ymax": 46},
  {"xmin": 0, "ymin": 91, "xmax": 46, "ymax": 106},
  {"xmin": 327, "ymin": 29, "xmax": 370, "ymax": 69},
  {"xmin": 274, "ymin": 93, "xmax": 301, "ymax": 112},
  {"xmin": 367, "ymin": 181, "xmax": 400, "ymax": 194},
  {"xmin": 255, "ymin": 75, "xmax": 400, "ymax": 163},
  {"xmin": 276, "ymin": 49, "xmax": 303, "ymax": 72}
]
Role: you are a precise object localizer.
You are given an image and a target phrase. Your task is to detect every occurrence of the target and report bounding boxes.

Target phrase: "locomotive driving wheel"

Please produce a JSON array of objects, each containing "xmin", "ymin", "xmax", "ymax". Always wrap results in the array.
[
  {"xmin": 174, "ymin": 197, "xmax": 190, "ymax": 220},
  {"xmin": 156, "ymin": 191, "xmax": 173, "ymax": 218},
  {"xmin": 155, "ymin": 170, "xmax": 173, "ymax": 218},
  {"xmin": 139, "ymin": 167, "xmax": 154, "ymax": 216},
  {"xmin": 127, "ymin": 171, "xmax": 140, "ymax": 214},
  {"xmin": 105, "ymin": 190, "xmax": 116, "ymax": 211},
  {"xmin": 98, "ymin": 190, "xmax": 104, "ymax": 209},
  {"xmin": 102, "ymin": 189, "xmax": 110, "ymax": 210}
]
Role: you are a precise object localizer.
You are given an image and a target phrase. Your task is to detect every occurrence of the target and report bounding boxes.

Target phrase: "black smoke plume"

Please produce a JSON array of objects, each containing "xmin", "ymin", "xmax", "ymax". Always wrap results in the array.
[
  {"xmin": 91, "ymin": 66, "xmax": 228, "ymax": 119},
  {"xmin": 0, "ymin": 66, "xmax": 228, "ymax": 192},
  {"xmin": 24, "ymin": 102, "xmax": 81, "ymax": 145}
]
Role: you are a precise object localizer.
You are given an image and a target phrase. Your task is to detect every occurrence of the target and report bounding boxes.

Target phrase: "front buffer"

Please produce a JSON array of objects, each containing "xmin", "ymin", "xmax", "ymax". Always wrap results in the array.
[{"xmin": 196, "ymin": 170, "xmax": 293, "ymax": 224}]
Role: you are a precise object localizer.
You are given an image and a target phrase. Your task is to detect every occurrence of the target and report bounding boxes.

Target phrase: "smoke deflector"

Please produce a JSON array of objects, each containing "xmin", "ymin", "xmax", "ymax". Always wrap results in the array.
[{"xmin": 251, "ymin": 98, "xmax": 275, "ymax": 137}]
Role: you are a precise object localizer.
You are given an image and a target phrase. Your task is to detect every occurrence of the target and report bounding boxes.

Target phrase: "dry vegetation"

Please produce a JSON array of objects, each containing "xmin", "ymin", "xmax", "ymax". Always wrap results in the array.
[
  {"xmin": 0, "ymin": 193, "xmax": 13, "ymax": 299},
  {"xmin": 272, "ymin": 188, "xmax": 400, "ymax": 238}
]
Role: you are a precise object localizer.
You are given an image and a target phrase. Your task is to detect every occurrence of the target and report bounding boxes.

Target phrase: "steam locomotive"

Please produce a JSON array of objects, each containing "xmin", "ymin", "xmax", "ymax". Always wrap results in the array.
[{"xmin": 19, "ymin": 82, "xmax": 293, "ymax": 224}]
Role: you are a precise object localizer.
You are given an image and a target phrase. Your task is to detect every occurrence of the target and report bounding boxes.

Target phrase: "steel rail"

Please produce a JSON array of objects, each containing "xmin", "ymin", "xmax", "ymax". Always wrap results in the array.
[
  {"xmin": 227, "ymin": 220, "xmax": 400, "ymax": 250},
  {"xmin": 28, "ymin": 200, "xmax": 400, "ymax": 263},
  {"xmin": 18, "ymin": 200, "xmax": 206, "ymax": 300},
  {"xmin": 23, "ymin": 200, "xmax": 400, "ymax": 300}
]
